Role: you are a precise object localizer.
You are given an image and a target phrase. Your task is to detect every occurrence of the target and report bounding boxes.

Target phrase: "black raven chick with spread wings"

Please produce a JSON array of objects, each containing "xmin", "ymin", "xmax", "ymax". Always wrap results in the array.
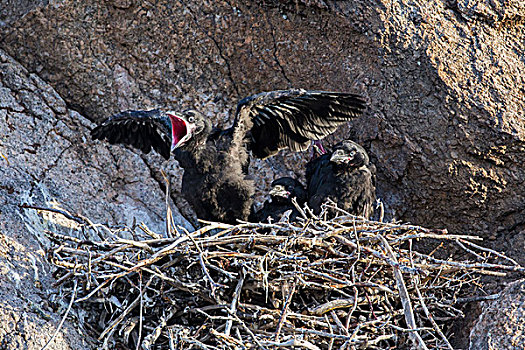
[
  {"xmin": 250, "ymin": 177, "xmax": 307, "ymax": 223},
  {"xmin": 91, "ymin": 89, "xmax": 366, "ymax": 223},
  {"xmin": 306, "ymin": 140, "xmax": 376, "ymax": 219}
]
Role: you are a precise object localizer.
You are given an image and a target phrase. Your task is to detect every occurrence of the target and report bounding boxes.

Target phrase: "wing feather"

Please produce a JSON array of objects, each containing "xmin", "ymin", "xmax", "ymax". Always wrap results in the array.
[
  {"xmin": 235, "ymin": 89, "xmax": 366, "ymax": 158},
  {"xmin": 91, "ymin": 109, "xmax": 172, "ymax": 160}
]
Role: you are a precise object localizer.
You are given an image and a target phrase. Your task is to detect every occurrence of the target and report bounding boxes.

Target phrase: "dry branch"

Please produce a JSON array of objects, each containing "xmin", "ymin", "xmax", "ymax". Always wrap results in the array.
[{"xmin": 42, "ymin": 209, "xmax": 523, "ymax": 350}]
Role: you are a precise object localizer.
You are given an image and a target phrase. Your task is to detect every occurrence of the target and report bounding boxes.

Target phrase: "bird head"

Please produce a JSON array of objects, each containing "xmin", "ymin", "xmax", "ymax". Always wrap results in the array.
[
  {"xmin": 269, "ymin": 177, "xmax": 306, "ymax": 204},
  {"xmin": 330, "ymin": 140, "xmax": 369, "ymax": 168},
  {"xmin": 167, "ymin": 110, "xmax": 207, "ymax": 152}
]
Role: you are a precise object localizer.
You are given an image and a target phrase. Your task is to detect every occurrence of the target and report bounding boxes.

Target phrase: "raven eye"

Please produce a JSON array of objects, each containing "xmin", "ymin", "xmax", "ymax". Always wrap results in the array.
[
  {"xmin": 188, "ymin": 116, "xmax": 195, "ymax": 123},
  {"xmin": 349, "ymin": 150, "xmax": 356, "ymax": 157}
]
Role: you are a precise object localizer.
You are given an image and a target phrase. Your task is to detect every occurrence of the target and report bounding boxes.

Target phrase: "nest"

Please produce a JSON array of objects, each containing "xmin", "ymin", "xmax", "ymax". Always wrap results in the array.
[{"xmin": 44, "ymin": 204, "xmax": 524, "ymax": 350}]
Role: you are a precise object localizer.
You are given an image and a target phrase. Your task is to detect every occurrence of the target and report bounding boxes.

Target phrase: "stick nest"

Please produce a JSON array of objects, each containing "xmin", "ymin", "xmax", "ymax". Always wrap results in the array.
[{"xmin": 46, "ymin": 205, "xmax": 524, "ymax": 350}]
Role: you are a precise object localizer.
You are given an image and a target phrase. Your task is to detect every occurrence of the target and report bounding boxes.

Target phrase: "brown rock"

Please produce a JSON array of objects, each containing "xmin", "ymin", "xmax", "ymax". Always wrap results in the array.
[
  {"xmin": 469, "ymin": 279, "xmax": 525, "ymax": 350},
  {"xmin": 0, "ymin": 48, "xmax": 192, "ymax": 349},
  {"xmin": 1, "ymin": 0, "xmax": 522, "ymax": 261}
]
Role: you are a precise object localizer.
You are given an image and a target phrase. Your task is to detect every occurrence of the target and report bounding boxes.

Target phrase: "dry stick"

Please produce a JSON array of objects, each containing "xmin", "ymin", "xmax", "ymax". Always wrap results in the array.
[
  {"xmin": 90, "ymin": 244, "xmax": 134, "ymax": 267},
  {"xmin": 389, "ymin": 232, "xmax": 482, "ymax": 245},
  {"xmin": 324, "ymin": 314, "xmax": 335, "ymax": 350},
  {"xmin": 346, "ymin": 220, "xmax": 362, "ymax": 333},
  {"xmin": 179, "ymin": 336, "xmax": 217, "ymax": 350},
  {"xmin": 136, "ymin": 272, "xmax": 143, "ymax": 350},
  {"xmin": 345, "ymin": 287, "xmax": 359, "ymax": 330},
  {"xmin": 411, "ymin": 250, "xmax": 525, "ymax": 272},
  {"xmin": 300, "ymin": 267, "xmax": 395, "ymax": 295},
  {"xmin": 53, "ymin": 270, "xmax": 75, "ymax": 287},
  {"xmin": 92, "ymin": 224, "xmax": 220, "ymax": 285},
  {"xmin": 75, "ymin": 276, "xmax": 112, "ymax": 303},
  {"xmin": 260, "ymin": 338, "xmax": 321, "ymax": 350},
  {"xmin": 21, "ymin": 204, "xmax": 86, "ymax": 225},
  {"xmin": 378, "ymin": 235, "xmax": 428, "ymax": 350},
  {"xmin": 142, "ymin": 308, "xmax": 177, "ymax": 349},
  {"xmin": 161, "ymin": 170, "xmax": 176, "ymax": 239},
  {"xmin": 456, "ymin": 294, "xmax": 500, "ymax": 303},
  {"xmin": 41, "ymin": 280, "xmax": 78, "ymax": 350},
  {"xmin": 182, "ymin": 229, "xmax": 227, "ymax": 296},
  {"xmin": 45, "ymin": 230, "xmax": 91, "ymax": 245},
  {"xmin": 455, "ymin": 239, "xmax": 485, "ymax": 260},
  {"xmin": 225, "ymin": 270, "xmax": 245, "ymax": 336},
  {"xmin": 458, "ymin": 238, "xmax": 520, "ymax": 266},
  {"xmin": 292, "ymin": 196, "xmax": 308, "ymax": 220},
  {"xmin": 274, "ymin": 278, "xmax": 298, "ymax": 341},
  {"xmin": 310, "ymin": 296, "xmax": 382, "ymax": 316},
  {"xmin": 198, "ymin": 253, "xmax": 221, "ymax": 299},
  {"xmin": 409, "ymin": 240, "xmax": 454, "ymax": 350},
  {"xmin": 210, "ymin": 329, "xmax": 245, "ymax": 348},
  {"xmin": 335, "ymin": 235, "xmax": 421, "ymax": 274},
  {"xmin": 167, "ymin": 328, "xmax": 176, "ymax": 350},
  {"xmin": 284, "ymin": 327, "xmax": 361, "ymax": 341},
  {"xmin": 331, "ymin": 310, "xmax": 349, "ymax": 336},
  {"xmin": 228, "ymin": 313, "xmax": 267, "ymax": 350},
  {"xmin": 98, "ymin": 275, "xmax": 154, "ymax": 340},
  {"xmin": 115, "ymin": 238, "xmax": 154, "ymax": 252}
]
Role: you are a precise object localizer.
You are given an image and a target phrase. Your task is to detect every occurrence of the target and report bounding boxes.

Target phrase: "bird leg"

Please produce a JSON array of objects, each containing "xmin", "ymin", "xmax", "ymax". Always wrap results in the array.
[{"xmin": 311, "ymin": 140, "xmax": 327, "ymax": 158}]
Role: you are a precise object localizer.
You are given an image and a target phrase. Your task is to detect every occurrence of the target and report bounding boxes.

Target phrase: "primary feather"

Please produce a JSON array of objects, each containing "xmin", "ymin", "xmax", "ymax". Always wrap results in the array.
[{"xmin": 91, "ymin": 90, "xmax": 367, "ymax": 223}]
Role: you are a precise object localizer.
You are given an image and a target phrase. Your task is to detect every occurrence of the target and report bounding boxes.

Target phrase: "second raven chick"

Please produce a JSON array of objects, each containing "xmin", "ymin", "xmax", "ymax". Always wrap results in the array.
[
  {"xmin": 306, "ymin": 140, "xmax": 376, "ymax": 218},
  {"xmin": 251, "ymin": 177, "xmax": 307, "ymax": 223}
]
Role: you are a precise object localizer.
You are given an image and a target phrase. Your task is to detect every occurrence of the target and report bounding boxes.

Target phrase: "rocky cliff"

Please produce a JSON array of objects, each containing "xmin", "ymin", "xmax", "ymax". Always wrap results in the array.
[
  {"xmin": 0, "ymin": 0, "xmax": 524, "ymax": 348},
  {"xmin": 0, "ymin": 48, "xmax": 191, "ymax": 348},
  {"xmin": 1, "ymin": 0, "xmax": 523, "ymax": 251}
]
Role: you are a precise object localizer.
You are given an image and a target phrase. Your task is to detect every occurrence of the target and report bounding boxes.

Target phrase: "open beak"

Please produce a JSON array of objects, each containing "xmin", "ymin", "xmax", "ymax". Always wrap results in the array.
[
  {"xmin": 269, "ymin": 185, "xmax": 291, "ymax": 199},
  {"xmin": 168, "ymin": 112, "xmax": 193, "ymax": 152}
]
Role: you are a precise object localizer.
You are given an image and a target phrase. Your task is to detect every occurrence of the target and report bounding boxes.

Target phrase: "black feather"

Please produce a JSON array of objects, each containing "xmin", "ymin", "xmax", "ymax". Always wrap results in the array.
[
  {"xmin": 91, "ymin": 90, "xmax": 367, "ymax": 224},
  {"xmin": 306, "ymin": 140, "xmax": 376, "ymax": 219},
  {"xmin": 234, "ymin": 89, "xmax": 366, "ymax": 158},
  {"xmin": 91, "ymin": 109, "xmax": 171, "ymax": 159},
  {"xmin": 250, "ymin": 177, "xmax": 307, "ymax": 223}
]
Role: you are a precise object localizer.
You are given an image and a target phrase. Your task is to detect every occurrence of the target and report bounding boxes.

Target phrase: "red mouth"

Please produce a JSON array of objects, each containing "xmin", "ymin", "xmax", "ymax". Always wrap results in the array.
[{"xmin": 168, "ymin": 113, "xmax": 187, "ymax": 149}]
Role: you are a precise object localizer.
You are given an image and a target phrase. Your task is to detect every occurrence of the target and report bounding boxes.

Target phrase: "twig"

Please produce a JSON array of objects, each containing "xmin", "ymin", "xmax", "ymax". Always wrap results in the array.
[
  {"xmin": 21, "ymin": 204, "xmax": 86, "ymax": 225},
  {"xmin": 136, "ymin": 272, "xmax": 143, "ymax": 350},
  {"xmin": 274, "ymin": 278, "xmax": 298, "ymax": 341},
  {"xmin": 225, "ymin": 270, "xmax": 245, "ymax": 336},
  {"xmin": 142, "ymin": 308, "xmax": 177, "ymax": 349},
  {"xmin": 379, "ymin": 235, "xmax": 428, "ymax": 350},
  {"xmin": 43, "ymin": 207, "xmax": 523, "ymax": 349},
  {"xmin": 458, "ymin": 238, "xmax": 520, "ymax": 266},
  {"xmin": 41, "ymin": 280, "xmax": 78, "ymax": 350},
  {"xmin": 411, "ymin": 251, "xmax": 525, "ymax": 272},
  {"xmin": 98, "ymin": 276, "xmax": 154, "ymax": 340},
  {"xmin": 455, "ymin": 294, "xmax": 500, "ymax": 303},
  {"xmin": 261, "ymin": 338, "xmax": 321, "ymax": 349},
  {"xmin": 409, "ymin": 240, "xmax": 453, "ymax": 350}
]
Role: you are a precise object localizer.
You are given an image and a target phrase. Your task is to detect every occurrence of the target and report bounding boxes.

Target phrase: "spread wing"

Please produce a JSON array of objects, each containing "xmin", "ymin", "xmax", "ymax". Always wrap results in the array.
[
  {"xmin": 91, "ymin": 109, "xmax": 172, "ymax": 160},
  {"xmin": 234, "ymin": 89, "xmax": 366, "ymax": 159}
]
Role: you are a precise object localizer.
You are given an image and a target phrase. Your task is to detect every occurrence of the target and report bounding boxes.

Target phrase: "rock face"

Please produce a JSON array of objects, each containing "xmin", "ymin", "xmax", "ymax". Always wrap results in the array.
[
  {"xmin": 0, "ymin": 48, "xmax": 191, "ymax": 349},
  {"xmin": 469, "ymin": 279, "xmax": 525, "ymax": 350},
  {"xmin": 0, "ymin": 1, "xmax": 524, "ymax": 347},
  {"xmin": 0, "ymin": 0, "xmax": 523, "ymax": 261}
]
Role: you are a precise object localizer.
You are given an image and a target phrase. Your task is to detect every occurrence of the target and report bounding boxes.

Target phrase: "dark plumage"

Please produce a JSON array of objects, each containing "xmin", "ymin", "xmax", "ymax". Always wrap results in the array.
[
  {"xmin": 250, "ymin": 177, "xmax": 307, "ymax": 223},
  {"xmin": 306, "ymin": 140, "xmax": 376, "ymax": 218},
  {"xmin": 91, "ymin": 89, "xmax": 366, "ymax": 223}
]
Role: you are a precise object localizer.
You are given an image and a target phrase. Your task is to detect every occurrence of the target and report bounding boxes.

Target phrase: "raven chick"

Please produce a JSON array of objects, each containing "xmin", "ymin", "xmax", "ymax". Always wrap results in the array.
[
  {"xmin": 250, "ymin": 177, "xmax": 307, "ymax": 223},
  {"xmin": 306, "ymin": 140, "xmax": 376, "ymax": 218},
  {"xmin": 91, "ymin": 89, "xmax": 366, "ymax": 223}
]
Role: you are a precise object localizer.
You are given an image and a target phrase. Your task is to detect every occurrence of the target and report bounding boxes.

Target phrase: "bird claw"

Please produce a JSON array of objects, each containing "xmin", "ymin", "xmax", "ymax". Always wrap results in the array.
[{"xmin": 311, "ymin": 140, "xmax": 327, "ymax": 158}]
